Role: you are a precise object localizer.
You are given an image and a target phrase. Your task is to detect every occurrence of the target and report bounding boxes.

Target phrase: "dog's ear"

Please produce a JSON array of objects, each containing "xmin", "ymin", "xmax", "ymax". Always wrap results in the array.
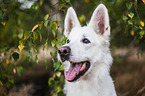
[
  {"xmin": 88, "ymin": 4, "xmax": 110, "ymax": 38},
  {"xmin": 64, "ymin": 7, "xmax": 81, "ymax": 37}
]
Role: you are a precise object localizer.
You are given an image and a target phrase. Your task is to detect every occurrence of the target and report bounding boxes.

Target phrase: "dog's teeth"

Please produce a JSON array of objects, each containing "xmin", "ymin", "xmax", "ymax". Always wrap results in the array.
[{"xmin": 80, "ymin": 62, "xmax": 86, "ymax": 71}]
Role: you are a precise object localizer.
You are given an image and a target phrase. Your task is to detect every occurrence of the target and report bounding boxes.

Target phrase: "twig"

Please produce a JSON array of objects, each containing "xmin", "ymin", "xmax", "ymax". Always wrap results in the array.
[
  {"xmin": 52, "ymin": 1, "xmax": 60, "ymax": 7},
  {"xmin": 50, "ymin": 10, "xmax": 60, "ymax": 18},
  {"xmin": 133, "ymin": 3, "xmax": 141, "ymax": 21},
  {"xmin": 24, "ymin": 33, "xmax": 33, "ymax": 41}
]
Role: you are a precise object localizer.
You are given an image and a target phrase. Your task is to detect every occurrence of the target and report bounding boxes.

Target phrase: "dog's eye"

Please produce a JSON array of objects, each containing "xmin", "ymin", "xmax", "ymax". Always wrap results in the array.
[
  {"xmin": 82, "ymin": 38, "xmax": 90, "ymax": 44},
  {"xmin": 66, "ymin": 39, "xmax": 70, "ymax": 44}
]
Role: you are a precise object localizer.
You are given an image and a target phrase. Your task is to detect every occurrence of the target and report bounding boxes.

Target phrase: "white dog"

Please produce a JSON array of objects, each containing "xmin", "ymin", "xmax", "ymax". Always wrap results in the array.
[{"xmin": 58, "ymin": 4, "xmax": 117, "ymax": 96}]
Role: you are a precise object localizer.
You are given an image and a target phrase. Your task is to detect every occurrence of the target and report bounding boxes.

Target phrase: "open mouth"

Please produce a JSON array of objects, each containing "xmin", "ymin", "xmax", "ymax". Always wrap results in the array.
[{"xmin": 64, "ymin": 61, "xmax": 90, "ymax": 82}]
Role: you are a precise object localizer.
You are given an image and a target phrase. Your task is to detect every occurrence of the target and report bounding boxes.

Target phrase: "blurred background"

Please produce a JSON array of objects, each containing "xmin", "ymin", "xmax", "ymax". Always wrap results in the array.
[{"xmin": 0, "ymin": 0, "xmax": 145, "ymax": 96}]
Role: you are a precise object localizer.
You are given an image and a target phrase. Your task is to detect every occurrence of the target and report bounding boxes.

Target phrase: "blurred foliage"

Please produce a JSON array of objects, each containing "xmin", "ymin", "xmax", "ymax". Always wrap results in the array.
[{"xmin": 0, "ymin": 0, "xmax": 145, "ymax": 96}]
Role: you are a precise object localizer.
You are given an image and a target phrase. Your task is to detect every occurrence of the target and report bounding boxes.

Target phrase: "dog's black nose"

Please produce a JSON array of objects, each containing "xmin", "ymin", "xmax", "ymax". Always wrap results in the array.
[{"xmin": 58, "ymin": 46, "xmax": 71, "ymax": 62}]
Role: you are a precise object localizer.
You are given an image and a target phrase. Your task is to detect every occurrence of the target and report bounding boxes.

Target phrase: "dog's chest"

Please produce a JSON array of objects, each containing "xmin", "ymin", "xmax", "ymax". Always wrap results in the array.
[{"xmin": 64, "ymin": 80, "xmax": 102, "ymax": 96}]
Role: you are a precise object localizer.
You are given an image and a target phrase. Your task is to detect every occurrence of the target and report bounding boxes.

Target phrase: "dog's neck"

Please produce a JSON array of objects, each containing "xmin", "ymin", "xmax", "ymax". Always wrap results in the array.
[{"xmin": 64, "ymin": 62, "xmax": 116, "ymax": 96}]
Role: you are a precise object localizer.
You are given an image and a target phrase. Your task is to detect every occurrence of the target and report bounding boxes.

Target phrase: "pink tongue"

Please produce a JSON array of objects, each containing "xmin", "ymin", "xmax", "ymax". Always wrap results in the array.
[{"xmin": 64, "ymin": 63, "xmax": 82, "ymax": 81}]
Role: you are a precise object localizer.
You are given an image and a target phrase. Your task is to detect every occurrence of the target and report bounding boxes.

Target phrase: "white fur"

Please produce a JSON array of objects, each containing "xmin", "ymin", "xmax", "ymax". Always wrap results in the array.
[{"xmin": 59, "ymin": 4, "xmax": 117, "ymax": 96}]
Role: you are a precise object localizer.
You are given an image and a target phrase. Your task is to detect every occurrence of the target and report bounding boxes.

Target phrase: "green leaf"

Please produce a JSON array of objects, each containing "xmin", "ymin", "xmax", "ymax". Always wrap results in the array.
[
  {"xmin": 54, "ymin": 61, "xmax": 60, "ymax": 71},
  {"xmin": 59, "ymin": 4, "xmax": 67, "ymax": 10},
  {"xmin": 39, "ymin": 0, "xmax": 43, "ymax": 5},
  {"xmin": 35, "ymin": 55, "xmax": 39, "ymax": 63},
  {"xmin": 1, "ymin": 9, "xmax": 7, "ymax": 15},
  {"xmin": 28, "ymin": 51, "xmax": 32, "ymax": 59},
  {"xmin": 12, "ymin": 52, "xmax": 19, "ymax": 61},
  {"xmin": 17, "ymin": 66, "xmax": 23, "ymax": 73},
  {"xmin": 44, "ymin": 14, "xmax": 49, "ymax": 21},
  {"xmin": 58, "ymin": 27, "xmax": 62, "ymax": 34},
  {"xmin": 18, "ymin": 29, "xmax": 24, "ymax": 39},
  {"xmin": 43, "ymin": 42, "xmax": 47, "ymax": 51},
  {"xmin": 38, "ymin": 31, "xmax": 42, "ymax": 41},
  {"xmin": 126, "ymin": 3, "xmax": 132, "ymax": 9},
  {"xmin": 53, "ymin": 93, "xmax": 57, "ymax": 96},
  {"xmin": 56, "ymin": 41, "xmax": 62, "ymax": 48},
  {"xmin": 8, "ymin": 79, "xmax": 14, "ymax": 84},
  {"xmin": 50, "ymin": 52, "xmax": 53, "ymax": 57},
  {"xmin": 54, "ymin": 61, "xmax": 62, "ymax": 71},
  {"xmin": 38, "ymin": 21, "xmax": 43, "ymax": 30},
  {"xmin": 19, "ymin": 40, "xmax": 24, "ymax": 45},
  {"xmin": 24, "ymin": 31, "xmax": 31, "ymax": 40},
  {"xmin": 128, "ymin": 20, "xmax": 133, "ymax": 25},
  {"xmin": 51, "ymin": 39, "xmax": 57, "ymax": 47},
  {"xmin": 52, "ymin": 30, "xmax": 56, "ymax": 37},
  {"xmin": 123, "ymin": 15, "xmax": 128, "ymax": 21},
  {"xmin": 55, "ymin": 86, "xmax": 61, "ymax": 93},
  {"xmin": 58, "ymin": 91, "xmax": 64, "ymax": 96},
  {"xmin": 33, "ymin": 32, "xmax": 38, "ymax": 40},
  {"xmin": 45, "ymin": 57, "xmax": 48, "ymax": 69},
  {"xmin": 59, "ymin": 4, "xmax": 64, "ymax": 10},
  {"xmin": 34, "ymin": 48, "xmax": 38, "ymax": 53},
  {"xmin": 62, "ymin": 35, "xmax": 67, "ymax": 44},
  {"xmin": 18, "ymin": 32, "xmax": 23, "ymax": 39},
  {"xmin": 51, "ymin": 21, "xmax": 57, "ymax": 31},
  {"xmin": 58, "ymin": 35, "xmax": 62, "ymax": 42},
  {"xmin": 44, "ymin": 20, "xmax": 49, "ymax": 28},
  {"xmin": 139, "ymin": 31, "xmax": 144, "ymax": 38},
  {"xmin": 48, "ymin": 77, "xmax": 55, "ymax": 86},
  {"xmin": 134, "ymin": 1, "xmax": 138, "ymax": 8},
  {"xmin": 59, "ymin": 64, "xmax": 64, "ymax": 71}
]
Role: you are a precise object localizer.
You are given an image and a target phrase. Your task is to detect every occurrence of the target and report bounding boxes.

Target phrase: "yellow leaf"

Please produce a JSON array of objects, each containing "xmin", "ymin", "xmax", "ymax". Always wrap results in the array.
[
  {"xmin": 44, "ymin": 14, "xmax": 49, "ymax": 21},
  {"xmin": 53, "ymin": 74, "xmax": 56, "ymax": 79},
  {"xmin": 1, "ymin": 22, "xmax": 6, "ymax": 26},
  {"xmin": 6, "ymin": 59, "xmax": 9, "ymax": 64},
  {"xmin": 139, "ymin": 26, "xmax": 143, "ymax": 30},
  {"xmin": 51, "ymin": 21, "xmax": 57, "ymax": 31},
  {"xmin": 18, "ymin": 44, "xmax": 24, "ymax": 52},
  {"xmin": 32, "ymin": 24, "xmax": 38, "ymax": 32},
  {"xmin": 79, "ymin": 17, "xmax": 83, "ymax": 23},
  {"xmin": 56, "ymin": 72, "xmax": 61, "ymax": 77},
  {"xmin": 0, "ymin": 81, "xmax": 3, "ymax": 86},
  {"xmin": 140, "ymin": 21, "xmax": 144, "ymax": 27},
  {"xmin": 84, "ymin": 0, "xmax": 89, "ymax": 3},
  {"xmin": 131, "ymin": 30, "xmax": 135, "ymax": 36},
  {"xmin": 128, "ymin": 13, "xmax": 134, "ymax": 19},
  {"xmin": 142, "ymin": 0, "xmax": 145, "ymax": 4}
]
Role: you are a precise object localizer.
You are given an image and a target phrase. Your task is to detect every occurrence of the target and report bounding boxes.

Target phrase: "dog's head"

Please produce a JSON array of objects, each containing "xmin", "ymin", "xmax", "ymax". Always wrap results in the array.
[{"xmin": 58, "ymin": 4, "xmax": 112, "ymax": 82}]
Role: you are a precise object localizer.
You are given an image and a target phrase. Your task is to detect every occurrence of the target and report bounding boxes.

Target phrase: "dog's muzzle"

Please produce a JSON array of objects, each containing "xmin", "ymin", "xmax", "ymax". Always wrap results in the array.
[
  {"xmin": 58, "ymin": 46, "xmax": 91, "ymax": 82},
  {"xmin": 58, "ymin": 46, "xmax": 71, "ymax": 62}
]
